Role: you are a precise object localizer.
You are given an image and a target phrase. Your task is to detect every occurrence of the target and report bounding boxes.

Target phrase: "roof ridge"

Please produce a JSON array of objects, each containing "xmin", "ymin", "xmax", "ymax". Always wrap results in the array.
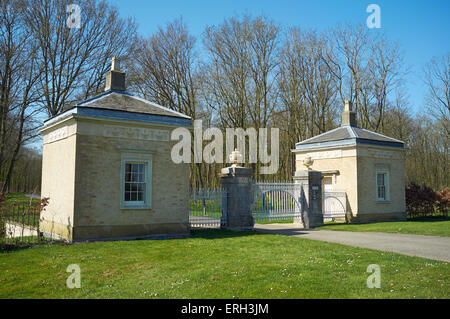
[
  {"xmin": 77, "ymin": 90, "xmax": 133, "ymax": 106},
  {"xmin": 297, "ymin": 126, "xmax": 346, "ymax": 145},
  {"xmin": 131, "ymin": 94, "xmax": 191, "ymax": 119},
  {"xmin": 76, "ymin": 90, "xmax": 191, "ymax": 120},
  {"xmin": 347, "ymin": 125, "xmax": 357, "ymax": 138},
  {"xmin": 357, "ymin": 127, "xmax": 404, "ymax": 144}
]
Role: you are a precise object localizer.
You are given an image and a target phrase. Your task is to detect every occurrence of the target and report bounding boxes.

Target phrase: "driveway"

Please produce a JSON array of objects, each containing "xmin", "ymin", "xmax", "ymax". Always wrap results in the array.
[{"xmin": 254, "ymin": 223, "xmax": 450, "ymax": 262}]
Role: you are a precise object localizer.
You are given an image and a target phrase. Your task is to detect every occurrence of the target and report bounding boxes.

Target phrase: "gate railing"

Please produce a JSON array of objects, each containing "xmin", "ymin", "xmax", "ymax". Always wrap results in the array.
[
  {"xmin": 252, "ymin": 182, "xmax": 302, "ymax": 223},
  {"xmin": 323, "ymin": 191, "xmax": 346, "ymax": 220},
  {"xmin": 189, "ymin": 188, "xmax": 227, "ymax": 228},
  {"xmin": 1, "ymin": 203, "xmax": 41, "ymax": 246}
]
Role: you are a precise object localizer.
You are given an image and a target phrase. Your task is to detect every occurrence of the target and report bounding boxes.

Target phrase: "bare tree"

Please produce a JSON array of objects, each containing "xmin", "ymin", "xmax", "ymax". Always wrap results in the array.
[
  {"xmin": 24, "ymin": 0, "xmax": 137, "ymax": 116},
  {"xmin": 424, "ymin": 53, "xmax": 450, "ymax": 136},
  {"xmin": 129, "ymin": 17, "xmax": 198, "ymax": 118},
  {"xmin": 129, "ymin": 18, "xmax": 206, "ymax": 187},
  {"xmin": 202, "ymin": 15, "xmax": 253, "ymax": 129},
  {"xmin": 201, "ymin": 15, "xmax": 280, "ymax": 180},
  {"xmin": 326, "ymin": 24, "xmax": 404, "ymax": 131},
  {"xmin": 276, "ymin": 28, "xmax": 338, "ymax": 179},
  {"xmin": 0, "ymin": 0, "xmax": 43, "ymax": 192}
]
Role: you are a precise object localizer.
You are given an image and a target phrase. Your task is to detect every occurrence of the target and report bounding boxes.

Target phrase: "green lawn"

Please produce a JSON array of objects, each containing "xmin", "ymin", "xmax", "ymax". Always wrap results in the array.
[
  {"xmin": 317, "ymin": 217, "xmax": 450, "ymax": 237},
  {"xmin": 2, "ymin": 193, "xmax": 40, "ymax": 206},
  {"xmin": 0, "ymin": 229, "xmax": 448, "ymax": 298}
]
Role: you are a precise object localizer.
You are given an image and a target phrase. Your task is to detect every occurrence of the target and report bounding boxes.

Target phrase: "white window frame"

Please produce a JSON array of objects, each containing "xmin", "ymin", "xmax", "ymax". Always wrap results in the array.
[
  {"xmin": 376, "ymin": 169, "xmax": 390, "ymax": 202},
  {"xmin": 120, "ymin": 153, "xmax": 152, "ymax": 209}
]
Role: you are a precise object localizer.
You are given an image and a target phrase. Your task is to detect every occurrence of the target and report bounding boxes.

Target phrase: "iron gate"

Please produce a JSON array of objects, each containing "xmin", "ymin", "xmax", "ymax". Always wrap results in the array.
[
  {"xmin": 189, "ymin": 188, "xmax": 227, "ymax": 228},
  {"xmin": 251, "ymin": 182, "xmax": 303, "ymax": 224},
  {"xmin": 323, "ymin": 191, "xmax": 346, "ymax": 221}
]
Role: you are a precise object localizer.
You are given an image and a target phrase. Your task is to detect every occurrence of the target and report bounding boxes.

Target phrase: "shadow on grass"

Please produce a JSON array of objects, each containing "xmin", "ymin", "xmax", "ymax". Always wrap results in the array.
[
  {"xmin": 190, "ymin": 228, "xmax": 262, "ymax": 240},
  {"xmin": 407, "ymin": 216, "xmax": 449, "ymax": 222},
  {"xmin": 0, "ymin": 239, "xmax": 65, "ymax": 253},
  {"xmin": 319, "ymin": 215, "xmax": 449, "ymax": 228},
  {"xmin": 191, "ymin": 225, "xmax": 313, "ymax": 239}
]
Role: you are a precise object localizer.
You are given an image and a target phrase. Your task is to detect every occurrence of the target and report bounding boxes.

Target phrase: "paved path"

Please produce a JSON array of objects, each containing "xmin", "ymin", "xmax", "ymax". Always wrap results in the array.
[
  {"xmin": 4, "ymin": 222, "xmax": 38, "ymax": 238},
  {"xmin": 254, "ymin": 224, "xmax": 450, "ymax": 262}
]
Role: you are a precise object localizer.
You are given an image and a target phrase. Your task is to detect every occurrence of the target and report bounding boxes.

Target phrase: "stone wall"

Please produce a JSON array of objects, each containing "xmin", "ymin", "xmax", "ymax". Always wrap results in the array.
[
  {"xmin": 295, "ymin": 147, "xmax": 358, "ymax": 218},
  {"xmin": 294, "ymin": 144, "xmax": 406, "ymax": 222},
  {"xmin": 355, "ymin": 146, "xmax": 406, "ymax": 222},
  {"xmin": 40, "ymin": 119, "xmax": 78, "ymax": 240},
  {"xmin": 40, "ymin": 117, "xmax": 190, "ymax": 241}
]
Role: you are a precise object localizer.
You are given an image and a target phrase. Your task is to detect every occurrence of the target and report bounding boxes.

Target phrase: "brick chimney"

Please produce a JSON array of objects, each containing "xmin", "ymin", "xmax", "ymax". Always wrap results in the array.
[
  {"xmin": 105, "ymin": 57, "xmax": 126, "ymax": 92},
  {"xmin": 341, "ymin": 100, "xmax": 357, "ymax": 127}
]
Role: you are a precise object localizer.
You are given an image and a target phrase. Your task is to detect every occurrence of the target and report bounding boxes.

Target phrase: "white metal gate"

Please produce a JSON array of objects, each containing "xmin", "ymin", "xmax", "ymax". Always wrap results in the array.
[
  {"xmin": 251, "ymin": 182, "xmax": 303, "ymax": 224},
  {"xmin": 189, "ymin": 188, "xmax": 227, "ymax": 228},
  {"xmin": 323, "ymin": 191, "xmax": 346, "ymax": 221}
]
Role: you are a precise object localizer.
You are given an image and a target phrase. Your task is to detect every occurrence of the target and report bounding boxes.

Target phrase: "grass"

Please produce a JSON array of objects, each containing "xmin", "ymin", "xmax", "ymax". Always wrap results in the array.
[
  {"xmin": 2, "ymin": 193, "xmax": 40, "ymax": 206},
  {"xmin": 0, "ymin": 229, "xmax": 448, "ymax": 299},
  {"xmin": 316, "ymin": 216, "xmax": 450, "ymax": 237}
]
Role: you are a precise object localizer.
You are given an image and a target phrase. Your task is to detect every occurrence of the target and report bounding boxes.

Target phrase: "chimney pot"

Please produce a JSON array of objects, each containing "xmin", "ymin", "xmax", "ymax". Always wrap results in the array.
[
  {"xmin": 341, "ymin": 100, "xmax": 357, "ymax": 127},
  {"xmin": 105, "ymin": 57, "xmax": 126, "ymax": 92},
  {"xmin": 111, "ymin": 56, "xmax": 120, "ymax": 71},
  {"xmin": 344, "ymin": 100, "xmax": 352, "ymax": 111}
]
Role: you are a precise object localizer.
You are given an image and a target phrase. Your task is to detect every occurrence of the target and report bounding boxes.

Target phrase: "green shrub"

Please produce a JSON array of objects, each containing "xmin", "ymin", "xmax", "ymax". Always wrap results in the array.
[{"xmin": 406, "ymin": 184, "xmax": 449, "ymax": 218}]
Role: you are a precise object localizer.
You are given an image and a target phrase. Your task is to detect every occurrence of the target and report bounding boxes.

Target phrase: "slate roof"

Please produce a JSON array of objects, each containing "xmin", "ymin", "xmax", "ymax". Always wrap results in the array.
[
  {"xmin": 295, "ymin": 125, "xmax": 404, "ymax": 150},
  {"xmin": 76, "ymin": 90, "xmax": 191, "ymax": 120},
  {"xmin": 41, "ymin": 89, "xmax": 191, "ymax": 129}
]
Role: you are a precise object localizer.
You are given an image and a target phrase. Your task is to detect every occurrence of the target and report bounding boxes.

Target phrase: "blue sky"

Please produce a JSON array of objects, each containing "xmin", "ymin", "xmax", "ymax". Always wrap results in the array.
[{"xmin": 106, "ymin": 0, "xmax": 450, "ymax": 115}]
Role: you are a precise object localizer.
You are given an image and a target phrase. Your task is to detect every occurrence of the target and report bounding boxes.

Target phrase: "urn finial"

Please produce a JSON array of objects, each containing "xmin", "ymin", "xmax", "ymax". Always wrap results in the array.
[
  {"xmin": 229, "ymin": 148, "xmax": 243, "ymax": 167},
  {"xmin": 303, "ymin": 155, "xmax": 314, "ymax": 170}
]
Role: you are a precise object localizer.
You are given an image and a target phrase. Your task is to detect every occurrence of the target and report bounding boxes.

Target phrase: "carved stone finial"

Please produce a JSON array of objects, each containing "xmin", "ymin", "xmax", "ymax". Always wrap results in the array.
[
  {"xmin": 229, "ymin": 148, "xmax": 243, "ymax": 167},
  {"xmin": 303, "ymin": 155, "xmax": 314, "ymax": 170}
]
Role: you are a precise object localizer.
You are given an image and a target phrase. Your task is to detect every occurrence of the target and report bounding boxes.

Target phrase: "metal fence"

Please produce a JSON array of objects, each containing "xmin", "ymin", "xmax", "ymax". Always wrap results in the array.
[
  {"xmin": 323, "ymin": 191, "xmax": 347, "ymax": 221},
  {"xmin": 0, "ymin": 203, "xmax": 41, "ymax": 247},
  {"xmin": 252, "ymin": 182, "xmax": 302, "ymax": 223},
  {"xmin": 189, "ymin": 188, "xmax": 227, "ymax": 228}
]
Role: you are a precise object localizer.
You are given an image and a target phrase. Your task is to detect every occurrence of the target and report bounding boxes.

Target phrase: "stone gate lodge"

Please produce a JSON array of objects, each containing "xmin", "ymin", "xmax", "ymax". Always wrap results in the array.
[{"xmin": 39, "ymin": 57, "xmax": 406, "ymax": 241}]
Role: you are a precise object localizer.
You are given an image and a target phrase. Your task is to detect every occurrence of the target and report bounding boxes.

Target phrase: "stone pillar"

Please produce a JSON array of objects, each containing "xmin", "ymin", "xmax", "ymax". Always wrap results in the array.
[
  {"xmin": 220, "ymin": 150, "xmax": 254, "ymax": 231},
  {"xmin": 294, "ymin": 169, "xmax": 323, "ymax": 228}
]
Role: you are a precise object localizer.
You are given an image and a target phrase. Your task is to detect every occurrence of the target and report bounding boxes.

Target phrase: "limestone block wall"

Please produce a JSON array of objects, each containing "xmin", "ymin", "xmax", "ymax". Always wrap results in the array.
[
  {"xmin": 72, "ymin": 119, "xmax": 190, "ymax": 240},
  {"xmin": 355, "ymin": 146, "xmax": 406, "ymax": 222},
  {"xmin": 41, "ymin": 116, "xmax": 190, "ymax": 241},
  {"xmin": 294, "ymin": 145, "xmax": 406, "ymax": 222},
  {"xmin": 40, "ymin": 119, "xmax": 78, "ymax": 240},
  {"xmin": 295, "ymin": 147, "xmax": 358, "ymax": 217}
]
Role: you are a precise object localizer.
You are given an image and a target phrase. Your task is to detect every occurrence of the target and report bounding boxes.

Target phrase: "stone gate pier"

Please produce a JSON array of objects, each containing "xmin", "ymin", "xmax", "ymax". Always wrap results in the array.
[
  {"xmin": 219, "ymin": 150, "xmax": 324, "ymax": 231},
  {"xmin": 220, "ymin": 150, "xmax": 254, "ymax": 231}
]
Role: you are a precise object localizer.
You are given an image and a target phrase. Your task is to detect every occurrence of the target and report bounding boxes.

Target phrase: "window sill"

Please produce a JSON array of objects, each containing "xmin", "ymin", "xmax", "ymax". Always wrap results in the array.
[
  {"xmin": 120, "ymin": 205, "xmax": 152, "ymax": 210},
  {"xmin": 376, "ymin": 200, "xmax": 391, "ymax": 204}
]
